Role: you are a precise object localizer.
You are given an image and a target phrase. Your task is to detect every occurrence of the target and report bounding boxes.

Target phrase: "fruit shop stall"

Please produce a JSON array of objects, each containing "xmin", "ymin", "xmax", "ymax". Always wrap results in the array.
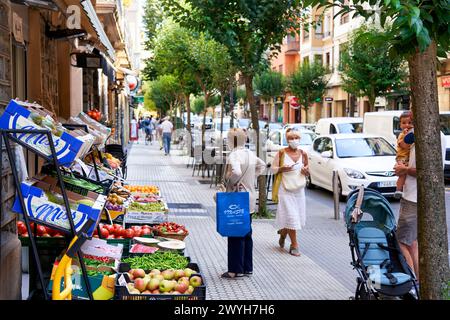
[{"xmin": 0, "ymin": 99, "xmax": 205, "ymax": 300}]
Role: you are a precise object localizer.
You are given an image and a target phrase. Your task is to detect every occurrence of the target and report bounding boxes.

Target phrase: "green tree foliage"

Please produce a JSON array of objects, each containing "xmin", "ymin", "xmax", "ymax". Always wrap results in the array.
[
  {"xmin": 146, "ymin": 75, "xmax": 182, "ymax": 117},
  {"xmin": 289, "ymin": 61, "xmax": 328, "ymax": 123},
  {"xmin": 254, "ymin": 70, "xmax": 286, "ymax": 123},
  {"xmin": 339, "ymin": 26, "xmax": 408, "ymax": 111},
  {"xmin": 306, "ymin": 0, "xmax": 450, "ymax": 300}
]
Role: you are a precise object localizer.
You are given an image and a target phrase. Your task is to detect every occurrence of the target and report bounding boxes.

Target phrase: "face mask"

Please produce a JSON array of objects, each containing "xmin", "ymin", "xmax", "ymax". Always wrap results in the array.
[{"xmin": 289, "ymin": 139, "xmax": 300, "ymax": 149}]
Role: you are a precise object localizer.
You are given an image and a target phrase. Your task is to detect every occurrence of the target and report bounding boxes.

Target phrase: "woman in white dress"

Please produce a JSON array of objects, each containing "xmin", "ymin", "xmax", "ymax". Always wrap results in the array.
[{"xmin": 271, "ymin": 129, "xmax": 309, "ymax": 256}]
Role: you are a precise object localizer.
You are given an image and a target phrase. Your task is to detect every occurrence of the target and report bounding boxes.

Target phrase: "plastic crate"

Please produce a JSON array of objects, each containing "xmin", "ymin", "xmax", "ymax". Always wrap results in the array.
[
  {"xmin": 114, "ymin": 263, "xmax": 206, "ymax": 300},
  {"xmin": 105, "ymin": 238, "xmax": 131, "ymax": 256}
]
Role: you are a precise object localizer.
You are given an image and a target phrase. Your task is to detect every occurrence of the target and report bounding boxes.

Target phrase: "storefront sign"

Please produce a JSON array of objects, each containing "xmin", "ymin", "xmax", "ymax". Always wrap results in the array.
[
  {"xmin": 442, "ymin": 76, "xmax": 450, "ymax": 88},
  {"xmin": 324, "ymin": 97, "xmax": 333, "ymax": 101},
  {"xmin": 12, "ymin": 12, "xmax": 24, "ymax": 44},
  {"xmin": 289, "ymin": 96, "xmax": 300, "ymax": 109}
]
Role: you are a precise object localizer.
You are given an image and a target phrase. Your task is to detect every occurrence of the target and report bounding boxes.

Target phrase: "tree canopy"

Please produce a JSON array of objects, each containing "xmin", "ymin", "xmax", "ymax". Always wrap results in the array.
[
  {"xmin": 339, "ymin": 26, "xmax": 408, "ymax": 111},
  {"xmin": 289, "ymin": 61, "xmax": 328, "ymax": 122},
  {"xmin": 254, "ymin": 70, "xmax": 286, "ymax": 102}
]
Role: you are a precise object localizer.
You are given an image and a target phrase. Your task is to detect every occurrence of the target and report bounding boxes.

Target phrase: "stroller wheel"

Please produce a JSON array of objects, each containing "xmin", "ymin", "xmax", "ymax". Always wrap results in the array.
[{"xmin": 355, "ymin": 282, "xmax": 376, "ymax": 300}]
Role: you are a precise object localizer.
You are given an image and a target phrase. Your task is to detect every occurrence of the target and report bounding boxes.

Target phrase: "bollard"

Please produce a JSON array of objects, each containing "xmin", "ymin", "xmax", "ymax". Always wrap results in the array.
[{"xmin": 332, "ymin": 170, "xmax": 340, "ymax": 220}]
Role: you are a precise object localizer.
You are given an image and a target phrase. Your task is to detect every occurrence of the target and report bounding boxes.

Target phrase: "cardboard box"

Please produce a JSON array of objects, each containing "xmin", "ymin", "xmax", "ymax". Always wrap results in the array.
[
  {"xmin": 11, "ymin": 180, "xmax": 106, "ymax": 236},
  {"xmin": 0, "ymin": 100, "xmax": 94, "ymax": 165}
]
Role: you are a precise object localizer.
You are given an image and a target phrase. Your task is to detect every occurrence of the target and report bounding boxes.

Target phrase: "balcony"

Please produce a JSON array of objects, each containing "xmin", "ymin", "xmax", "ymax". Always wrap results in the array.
[{"xmin": 285, "ymin": 40, "xmax": 300, "ymax": 55}]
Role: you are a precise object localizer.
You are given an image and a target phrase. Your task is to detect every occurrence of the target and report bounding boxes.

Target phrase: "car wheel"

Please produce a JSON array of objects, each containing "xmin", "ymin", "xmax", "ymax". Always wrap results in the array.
[{"xmin": 306, "ymin": 174, "xmax": 315, "ymax": 189}]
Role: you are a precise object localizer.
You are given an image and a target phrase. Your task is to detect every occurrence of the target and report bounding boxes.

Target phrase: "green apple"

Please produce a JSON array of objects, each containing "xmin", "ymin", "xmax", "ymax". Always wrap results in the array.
[
  {"xmin": 162, "ymin": 269, "xmax": 175, "ymax": 280},
  {"xmin": 184, "ymin": 268, "xmax": 195, "ymax": 278},
  {"xmin": 186, "ymin": 285, "xmax": 194, "ymax": 294},
  {"xmin": 147, "ymin": 278, "xmax": 160, "ymax": 291},
  {"xmin": 159, "ymin": 280, "xmax": 175, "ymax": 293},
  {"xmin": 189, "ymin": 276, "xmax": 202, "ymax": 287}
]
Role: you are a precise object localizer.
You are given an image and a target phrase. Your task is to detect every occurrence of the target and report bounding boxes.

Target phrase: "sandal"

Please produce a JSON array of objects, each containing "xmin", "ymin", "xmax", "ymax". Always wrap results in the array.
[
  {"xmin": 221, "ymin": 272, "xmax": 244, "ymax": 279},
  {"xmin": 289, "ymin": 246, "xmax": 301, "ymax": 257},
  {"xmin": 277, "ymin": 230, "xmax": 286, "ymax": 248},
  {"xmin": 244, "ymin": 271, "xmax": 253, "ymax": 277}
]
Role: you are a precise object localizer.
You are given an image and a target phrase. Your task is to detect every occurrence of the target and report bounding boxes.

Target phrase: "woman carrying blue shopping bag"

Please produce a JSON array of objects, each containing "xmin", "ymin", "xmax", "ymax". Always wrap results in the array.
[{"xmin": 220, "ymin": 128, "xmax": 266, "ymax": 279}]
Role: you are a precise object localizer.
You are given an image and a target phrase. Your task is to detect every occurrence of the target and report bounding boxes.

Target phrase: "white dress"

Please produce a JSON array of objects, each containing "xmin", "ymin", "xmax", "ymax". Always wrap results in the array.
[{"xmin": 274, "ymin": 152, "xmax": 306, "ymax": 230}]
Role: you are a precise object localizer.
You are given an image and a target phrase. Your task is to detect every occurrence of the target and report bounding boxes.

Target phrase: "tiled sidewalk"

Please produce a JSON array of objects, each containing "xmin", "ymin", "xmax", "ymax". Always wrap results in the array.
[{"xmin": 126, "ymin": 141, "xmax": 354, "ymax": 300}]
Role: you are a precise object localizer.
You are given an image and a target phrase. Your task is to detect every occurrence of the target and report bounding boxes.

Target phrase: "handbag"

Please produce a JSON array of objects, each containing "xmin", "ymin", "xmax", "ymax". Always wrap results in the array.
[{"xmin": 216, "ymin": 191, "xmax": 251, "ymax": 237}]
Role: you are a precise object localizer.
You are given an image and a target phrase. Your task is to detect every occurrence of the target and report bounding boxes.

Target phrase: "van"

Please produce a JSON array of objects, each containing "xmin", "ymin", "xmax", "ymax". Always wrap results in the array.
[
  {"xmin": 363, "ymin": 111, "xmax": 404, "ymax": 147},
  {"xmin": 315, "ymin": 117, "xmax": 363, "ymax": 135}
]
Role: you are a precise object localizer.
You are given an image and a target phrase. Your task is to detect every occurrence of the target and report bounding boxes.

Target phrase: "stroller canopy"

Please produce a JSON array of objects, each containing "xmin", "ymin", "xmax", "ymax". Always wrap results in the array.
[{"xmin": 345, "ymin": 188, "xmax": 397, "ymax": 234}]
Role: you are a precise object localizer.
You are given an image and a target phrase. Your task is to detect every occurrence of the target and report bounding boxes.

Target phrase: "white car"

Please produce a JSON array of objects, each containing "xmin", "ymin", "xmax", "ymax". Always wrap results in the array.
[
  {"xmin": 315, "ymin": 117, "xmax": 363, "ymax": 135},
  {"xmin": 284, "ymin": 123, "xmax": 316, "ymax": 132},
  {"xmin": 265, "ymin": 129, "xmax": 317, "ymax": 165},
  {"xmin": 307, "ymin": 134, "xmax": 398, "ymax": 199},
  {"xmin": 211, "ymin": 118, "xmax": 239, "ymax": 145}
]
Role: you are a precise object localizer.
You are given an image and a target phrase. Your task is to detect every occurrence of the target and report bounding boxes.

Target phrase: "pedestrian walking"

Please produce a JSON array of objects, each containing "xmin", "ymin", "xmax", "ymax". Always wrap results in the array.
[
  {"xmin": 142, "ymin": 116, "xmax": 152, "ymax": 145},
  {"xmin": 161, "ymin": 117, "xmax": 174, "ymax": 155},
  {"xmin": 393, "ymin": 114, "xmax": 446, "ymax": 283},
  {"xmin": 221, "ymin": 128, "xmax": 266, "ymax": 279},
  {"xmin": 271, "ymin": 129, "xmax": 310, "ymax": 256},
  {"xmin": 156, "ymin": 118, "xmax": 163, "ymax": 150}
]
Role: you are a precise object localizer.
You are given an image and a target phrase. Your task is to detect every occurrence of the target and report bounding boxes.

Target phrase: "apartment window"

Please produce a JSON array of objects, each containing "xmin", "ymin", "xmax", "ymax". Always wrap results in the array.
[
  {"xmin": 314, "ymin": 15, "xmax": 323, "ymax": 39},
  {"xmin": 339, "ymin": 43, "xmax": 348, "ymax": 70},
  {"xmin": 324, "ymin": 14, "xmax": 331, "ymax": 37},
  {"xmin": 325, "ymin": 52, "xmax": 331, "ymax": 70},
  {"xmin": 279, "ymin": 65, "xmax": 283, "ymax": 73},
  {"xmin": 314, "ymin": 54, "xmax": 323, "ymax": 65},
  {"xmin": 340, "ymin": 1, "xmax": 350, "ymax": 25},
  {"xmin": 303, "ymin": 29, "xmax": 310, "ymax": 41}
]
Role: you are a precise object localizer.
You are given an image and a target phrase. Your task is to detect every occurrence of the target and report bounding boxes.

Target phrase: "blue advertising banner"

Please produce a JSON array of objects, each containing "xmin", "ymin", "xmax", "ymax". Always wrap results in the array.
[{"xmin": 216, "ymin": 192, "xmax": 250, "ymax": 237}]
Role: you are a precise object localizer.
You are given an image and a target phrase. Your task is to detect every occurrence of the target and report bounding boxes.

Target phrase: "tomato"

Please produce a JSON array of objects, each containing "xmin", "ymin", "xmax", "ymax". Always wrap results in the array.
[
  {"xmin": 131, "ymin": 226, "xmax": 141, "ymax": 232},
  {"xmin": 133, "ymin": 229, "xmax": 142, "ymax": 237},
  {"xmin": 93, "ymin": 235, "xmax": 99, "ymax": 238},
  {"xmin": 141, "ymin": 228, "xmax": 152, "ymax": 236},
  {"xmin": 116, "ymin": 236, "xmax": 124, "ymax": 239},
  {"xmin": 42, "ymin": 233, "xmax": 51, "ymax": 237},
  {"xmin": 53, "ymin": 233, "xmax": 64, "ymax": 238},
  {"xmin": 99, "ymin": 228, "xmax": 109, "ymax": 239},
  {"xmin": 93, "ymin": 228, "xmax": 98, "ymax": 236},
  {"xmin": 17, "ymin": 223, "xmax": 27, "ymax": 235},
  {"xmin": 124, "ymin": 229, "xmax": 134, "ymax": 239},
  {"xmin": 37, "ymin": 225, "xmax": 47, "ymax": 237},
  {"xmin": 114, "ymin": 226, "xmax": 124, "ymax": 237},
  {"xmin": 113, "ymin": 224, "xmax": 122, "ymax": 230},
  {"xmin": 22, "ymin": 232, "xmax": 29, "ymax": 237},
  {"xmin": 104, "ymin": 225, "xmax": 114, "ymax": 234},
  {"xmin": 107, "ymin": 235, "xmax": 115, "ymax": 239}
]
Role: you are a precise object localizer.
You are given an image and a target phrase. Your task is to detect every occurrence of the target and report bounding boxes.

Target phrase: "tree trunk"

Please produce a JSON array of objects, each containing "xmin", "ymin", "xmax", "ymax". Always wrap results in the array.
[
  {"xmin": 243, "ymin": 74, "xmax": 267, "ymax": 215},
  {"xmin": 202, "ymin": 92, "xmax": 210, "ymax": 151},
  {"xmin": 220, "ymin": 93, "xmax": 225, "ymax": 143},
  {"xmin": 185, "ymin": 93, "xmax": 191, "ymax": 135},
  {"xmin": 304, "ymin": 107, "xmax": 309, "ymax": 124},
  {"xmin": 368, "ymin": 96, "xmax": 376, "ymax": 114},
  {"xmin": 230, "ymin": 87, "xmax": 235, "ymax": 129},
  {"xmin": 407, "ymin": 41, "xmax": 450, "ymax": 300}
]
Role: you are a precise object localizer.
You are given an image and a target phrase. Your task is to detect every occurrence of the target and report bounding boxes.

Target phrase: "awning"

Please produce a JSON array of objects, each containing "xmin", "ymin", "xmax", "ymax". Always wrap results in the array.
[{"xmin": 80, "ymin": 0, "xmax": 116, "ymax": 61}]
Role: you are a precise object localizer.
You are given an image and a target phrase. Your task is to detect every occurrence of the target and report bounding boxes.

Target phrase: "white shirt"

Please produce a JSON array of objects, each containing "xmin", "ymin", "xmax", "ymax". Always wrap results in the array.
[
  {"xmin": 161, "ymin": 120, "xmax": 173, "ymax": 133},
  {"xmin": 403, "ymin": 132, "xmax": 446, "ymax": 203}
]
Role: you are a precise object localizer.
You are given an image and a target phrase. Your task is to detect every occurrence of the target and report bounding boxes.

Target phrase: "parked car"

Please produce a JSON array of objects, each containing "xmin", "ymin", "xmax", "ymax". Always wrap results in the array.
[
  {"xmin": 211, "ymin": 117, "xmax": 239, "ymax": 145},
  {"xmin": 194, "ymin": 116, "xmax": 213, "ymax": 130},
  {"xmin": 307, "ymin": 134, "xmax": 398, "ymax": 199},
  {"xmin": 265, "ymin": 129, "xmax": 317, "ymax": 164},
  {"xmin": 238, "ymin": 118, "xmax": 251, "ymax": 129},
  {"xmin": 315, "ymin": 117, "xmax": 363, "ymax": 135},
  {"xmin": 284, "ymin": 123, "xmax": 316, "ymax": 132},
  {"xmin": 363, "ymin": 111, "xmax": 404, "ymax": 147}
]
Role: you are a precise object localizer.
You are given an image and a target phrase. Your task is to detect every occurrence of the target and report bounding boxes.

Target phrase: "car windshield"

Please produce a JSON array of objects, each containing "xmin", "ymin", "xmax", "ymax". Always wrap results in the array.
[
  {"xmin": 336, "ymin": 138, "xmax": 396, "ymax": 158},
  {"xmin": 440, "ymin": 114, "xmax": 450, "ymax": 135},
  {"xmin": 269, "ymin": 123, "xmax": 283, "ymax": 130},
  {"xmin": 338, "ymin": 122, "xmax": 363, "ymax": 133},
  {"xmin": 239, "ymin": 119, "xmax": 250, "ymax": 127},
  {"xmin": 282, "ymin": 132, "xmax": 316, "ymax": 146},
  {"xmin": 216, "ymin": 122, "xmax": 231, "ymax": 131}
]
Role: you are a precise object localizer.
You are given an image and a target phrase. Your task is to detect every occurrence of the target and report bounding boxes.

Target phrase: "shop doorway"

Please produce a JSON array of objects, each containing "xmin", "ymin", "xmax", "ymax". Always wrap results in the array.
[
  {"xmin": 327, "ymin": 103, "xmax": 332, "ymax": 117},
  {"xmin": 335, "ymin": 100, "xmax": 346, "ymax": 117}
]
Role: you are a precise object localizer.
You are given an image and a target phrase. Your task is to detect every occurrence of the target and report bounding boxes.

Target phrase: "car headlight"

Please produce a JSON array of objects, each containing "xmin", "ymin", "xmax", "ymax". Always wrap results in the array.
[{"xmin": 344, "ymin": 168, "xmax": 365, "ymax": 179}]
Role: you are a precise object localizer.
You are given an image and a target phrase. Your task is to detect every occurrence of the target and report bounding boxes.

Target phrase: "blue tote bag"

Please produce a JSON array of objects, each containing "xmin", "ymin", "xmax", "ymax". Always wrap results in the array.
[{"xmin": 216, "ymin": 191, "xmax": 251, "ymax": 237}]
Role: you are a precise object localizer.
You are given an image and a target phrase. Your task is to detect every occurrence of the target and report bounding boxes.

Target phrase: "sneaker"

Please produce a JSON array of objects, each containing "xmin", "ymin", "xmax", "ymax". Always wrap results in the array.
[{"xmin": 394, "ymin": 191, "xmax": 403, "ymax": 200}]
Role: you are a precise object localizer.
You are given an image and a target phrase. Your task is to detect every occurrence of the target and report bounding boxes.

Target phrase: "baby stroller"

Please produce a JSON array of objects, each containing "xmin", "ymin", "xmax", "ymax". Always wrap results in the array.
[{"xmin": 345, "ymin": 186, "xmax": 419, "ymax": 300}]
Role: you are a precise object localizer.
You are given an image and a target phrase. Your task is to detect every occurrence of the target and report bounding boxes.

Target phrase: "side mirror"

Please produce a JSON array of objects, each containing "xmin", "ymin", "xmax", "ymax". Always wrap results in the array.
[{"xmin": 321, "ymin": 150, "xmax": 333, "ymax": 158}]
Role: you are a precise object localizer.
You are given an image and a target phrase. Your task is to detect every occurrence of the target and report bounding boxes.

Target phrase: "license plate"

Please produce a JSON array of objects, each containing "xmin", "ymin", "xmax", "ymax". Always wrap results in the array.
[{"xmin": 378, "ymin": 181, "xmax": 396, "ymax": 188}]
